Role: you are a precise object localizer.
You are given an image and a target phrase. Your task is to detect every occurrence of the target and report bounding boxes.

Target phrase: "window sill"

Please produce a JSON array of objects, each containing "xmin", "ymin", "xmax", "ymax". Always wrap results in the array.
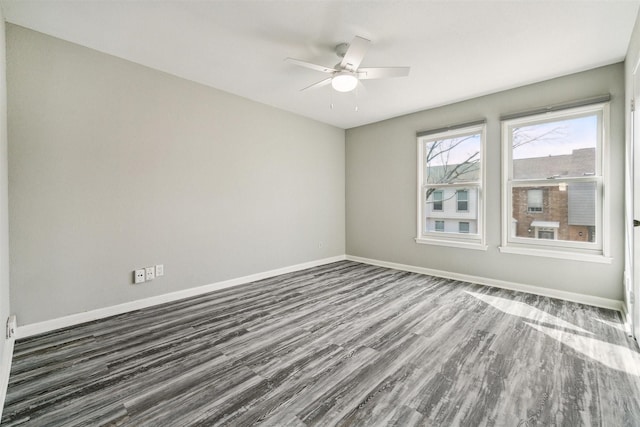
[
  {"xmin": 415, "ymin": 237, "xmax": 488, "ymax": 251},
  {"xmin": 498, "ymin": 245, "xmax": 612, "ymax": 264}
]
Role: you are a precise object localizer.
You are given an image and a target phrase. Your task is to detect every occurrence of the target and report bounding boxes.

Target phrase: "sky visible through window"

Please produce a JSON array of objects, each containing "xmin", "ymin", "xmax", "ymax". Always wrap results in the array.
[
  {"xmin": 512, "ymin": 114, "xmax": 597, "ymax": 160},
  {"xmin": 426, "ymin": 133, "xmax": 480, "ymax": 167},
  {"xmin": 425, "ymin": 115, "xmax": 596, "ymax": 170}
]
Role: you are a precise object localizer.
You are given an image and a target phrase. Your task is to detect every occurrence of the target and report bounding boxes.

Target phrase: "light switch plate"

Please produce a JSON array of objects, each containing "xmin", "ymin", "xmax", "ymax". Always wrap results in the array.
[
  {"xmin": 145, "ymin": 267, "xmax": 155, "ymax": 281},
  {"xmin": 155, "ymin": 264, "xmax": 164, "ymax": 277}
]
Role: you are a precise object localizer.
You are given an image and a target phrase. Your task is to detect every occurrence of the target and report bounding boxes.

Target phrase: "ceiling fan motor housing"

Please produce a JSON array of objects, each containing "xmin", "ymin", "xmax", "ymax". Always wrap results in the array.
[{"xmin": 335, "ymin": 42, "xmax": 349, "ymax": 58}]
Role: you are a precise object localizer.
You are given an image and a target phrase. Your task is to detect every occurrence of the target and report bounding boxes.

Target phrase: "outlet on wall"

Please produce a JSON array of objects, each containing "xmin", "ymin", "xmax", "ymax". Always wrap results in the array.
[
  {"xmin": 145, "ymin": 267, "xmax": 155, "ymax": 281},
  {"xmin": 134, "ymin": 269, "xmax": 146, "ymax": 284}
]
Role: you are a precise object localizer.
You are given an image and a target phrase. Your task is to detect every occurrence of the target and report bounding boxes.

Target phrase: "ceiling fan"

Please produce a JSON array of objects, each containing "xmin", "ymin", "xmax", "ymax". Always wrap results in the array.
[{"xmin": 285, "ymin": 36, "xmax": 410, "ymax": 93}]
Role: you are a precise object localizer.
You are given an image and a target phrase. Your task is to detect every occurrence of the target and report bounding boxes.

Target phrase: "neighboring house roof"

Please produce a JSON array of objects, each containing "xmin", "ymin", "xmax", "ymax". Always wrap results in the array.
[
  {"xmin": 513, "ymin": 148, "xmax": 595, "ymax": 179},
  {"xmin": 425, "ymin": 162, "xmax": 480, "ymax": 184},
  {"xmin": 427, "ymin": 147, "xmax": 594, "ymax": 184}
]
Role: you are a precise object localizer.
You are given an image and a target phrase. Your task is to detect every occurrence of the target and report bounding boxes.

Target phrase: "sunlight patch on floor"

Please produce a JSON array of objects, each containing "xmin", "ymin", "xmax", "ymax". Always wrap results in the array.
[
  {"xmin": 526, "ymin": 322, "xmax": 640, "ymax": 377},
  {"xmin": 594, "ymin": 317, "xmax": 628, "ymax": 333},
  {"xmin": 465, "ymin": 291, "xmax": 592, "ymax": 335}
]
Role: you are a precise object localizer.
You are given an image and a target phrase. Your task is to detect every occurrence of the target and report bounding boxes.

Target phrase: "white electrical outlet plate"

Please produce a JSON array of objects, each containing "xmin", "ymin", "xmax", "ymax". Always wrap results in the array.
[
  {"xmin": 155, "ymin": 264, "xmax": 164, "ymax": 277},
  {"xmin": 145, "ymin": 267, "xmax": 155, "ymax": 281},
  {"xmin": 134, "ymin": 269, "xmax": 146, "ymax": 284}
]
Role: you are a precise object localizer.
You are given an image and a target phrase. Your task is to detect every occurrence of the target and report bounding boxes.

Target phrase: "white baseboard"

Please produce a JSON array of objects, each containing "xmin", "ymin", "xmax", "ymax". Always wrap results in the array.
[
  {"xmin": 0, "ymin": 336, "xmax": 15, "ymax": 421},
  {"xmin": 346, "ymin": 255, "xmax": 624, "ymax": 312},
  {"xmin": 18, "ymin": 255, "xmax": 347, "ymax": 339},
  {"xmin": 17, "ymin": 253, "xmax": 623, "ymax": 339}
]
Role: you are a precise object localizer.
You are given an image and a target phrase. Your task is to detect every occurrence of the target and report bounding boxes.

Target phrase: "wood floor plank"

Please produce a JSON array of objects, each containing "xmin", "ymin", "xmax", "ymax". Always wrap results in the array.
[{"xmin": 2, "ymin": 261, "xmax": 639, "ymax": 426}]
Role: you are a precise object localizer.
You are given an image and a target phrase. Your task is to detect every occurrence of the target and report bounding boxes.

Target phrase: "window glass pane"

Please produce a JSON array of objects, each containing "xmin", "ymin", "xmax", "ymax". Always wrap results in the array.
[
  {"xmin": 459, "ymin": 222, "xmax": 470, "ymax": 233},
  {"xmin": 512, "ymin": 114, "xmax": 597, "ymax": 179},
  {"xmin": 425, "ymin": 187, "xmax": 478, "ymax": 235},
  {"xmin": 511, "ymin": 183, "xmax": 596, "ymax": 243},
  {"xmin": 424, "ymin": 133, "xmax": 481, "ymax": 184},
  {"xmin": 435, "ymin": 220, "xmax": 444, "ymax": 232}
]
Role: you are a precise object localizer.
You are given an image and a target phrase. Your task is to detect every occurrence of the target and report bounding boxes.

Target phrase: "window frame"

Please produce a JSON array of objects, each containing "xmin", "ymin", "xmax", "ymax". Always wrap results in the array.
[
  {"xmin": 499, "ymin": 103, "xmax": 611, "ymax": 263},
  {"xmin": 416, "ymin": 123, "xmax": 487, "ymax": 250}
]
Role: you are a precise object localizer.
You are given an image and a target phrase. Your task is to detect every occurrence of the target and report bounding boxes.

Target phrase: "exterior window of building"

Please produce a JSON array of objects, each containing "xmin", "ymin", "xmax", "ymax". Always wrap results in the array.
[
  {"xmin": 501, "ymin": 103, "xmax": 609, "ymax": 262},
  {"xmin": 538, "ymin": 228, "xmax": 555, "ymax": 239},
  {"xmin": 417, "ymin": 123, "xmax": 486, "ymax": 249},
  {"xmin": 433, "ymin": 191, "xmax": 443, "ymax": 211},
  {"xmin": 527, "ymin": 189, "xmax": 543, "ymax": 213},
  {"xmin": 457, "ymin": 190, "xmax": 469, "ymax": 211}
]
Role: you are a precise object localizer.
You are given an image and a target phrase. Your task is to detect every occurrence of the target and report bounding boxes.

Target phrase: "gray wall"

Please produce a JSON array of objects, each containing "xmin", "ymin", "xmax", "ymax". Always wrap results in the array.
[
  {"xmin": 346, "ymin": 63, "xmax": 625, "ymax": 301},
  {"xmin": 7, "ymin": 25, "xmax": 345, "ymax": 326},
  {"xmin": 0, "ymin": 10, "xmax": 10, "ymax": 363}
]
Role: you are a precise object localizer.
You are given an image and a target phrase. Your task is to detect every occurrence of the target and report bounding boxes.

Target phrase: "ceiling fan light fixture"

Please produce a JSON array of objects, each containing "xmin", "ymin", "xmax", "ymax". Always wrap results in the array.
[{"xmin": 331, "ymin": 72, "xmax": 358, "ymax": 92}]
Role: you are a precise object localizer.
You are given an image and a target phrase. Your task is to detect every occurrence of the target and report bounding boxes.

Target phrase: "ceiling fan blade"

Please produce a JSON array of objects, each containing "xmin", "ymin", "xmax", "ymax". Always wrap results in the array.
[
  {"xmin": 300, "ymin": 77, "xmax": 332, "ymax": 91},
  {"xmin": 340, "ymin": 36, "xmax": 370, "ymax": 71},
  {"xmin": 285, "ymin": 58, "xmax": 336, "ymax": 74},
  {"xmin": 358, "ymin": 67, "xmax": 410, "ymax": 80}
]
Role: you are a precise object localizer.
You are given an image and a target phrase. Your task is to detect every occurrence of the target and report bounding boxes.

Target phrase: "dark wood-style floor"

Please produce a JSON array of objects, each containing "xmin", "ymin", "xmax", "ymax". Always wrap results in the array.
[{"xmin": 2, "ymin": 261, "xmax": 639, "ymax": 426}]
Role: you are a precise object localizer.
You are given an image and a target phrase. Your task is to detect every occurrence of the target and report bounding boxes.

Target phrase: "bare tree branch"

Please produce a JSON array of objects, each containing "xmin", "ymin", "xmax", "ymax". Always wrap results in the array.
[{"xmin": 512, "ymin": 126, "xmax": 567, "ymax": 149}]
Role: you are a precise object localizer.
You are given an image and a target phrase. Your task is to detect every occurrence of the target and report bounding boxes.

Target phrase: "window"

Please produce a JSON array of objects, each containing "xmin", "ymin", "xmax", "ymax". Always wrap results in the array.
[
  {"xmin": 432, "ymin": 191, "xmax": 443, "ymax": 211},
  {"xmin": 538, "ymin": 228, "xmax": 555, "ymax": 240},
  {"xmin": 417, "ymin": 123, "xmax": 486, "ymax": 249},
  {"xmin": 501, "ymin": 103, "xmax": 609, "ymax": 262},
  {"xmin": 457, "ymin": 190, "xmax": 468, "ymax": 211},
  {"xmin": 527, "ymin": 189, "xmax": 543, "ymax": 213}
]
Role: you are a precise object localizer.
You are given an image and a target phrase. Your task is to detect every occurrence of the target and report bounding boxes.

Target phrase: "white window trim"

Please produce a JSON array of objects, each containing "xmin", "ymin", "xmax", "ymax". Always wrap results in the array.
[
  {"xmin": 499, "ymin": 102, "xmax": 611, "ymax": 262},
  {"xmin": 498, "ymin": 245, "xmax": 612, "ymax": 264},
  {"xmin": 416, "ymin": 124, "xmax": 487, "ymax": 250}
]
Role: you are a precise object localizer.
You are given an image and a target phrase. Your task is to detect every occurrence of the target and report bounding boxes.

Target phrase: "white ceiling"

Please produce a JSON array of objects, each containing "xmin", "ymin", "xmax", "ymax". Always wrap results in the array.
[{"xmin": 2, "ymin": 1, "xmax": 639, "ymax": 129}]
